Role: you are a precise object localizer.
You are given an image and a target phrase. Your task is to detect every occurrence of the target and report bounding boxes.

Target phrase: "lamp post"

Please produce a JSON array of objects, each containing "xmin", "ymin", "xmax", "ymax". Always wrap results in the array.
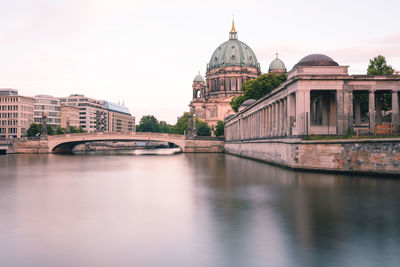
[
  {"xmin": 66, "ymin": 115, "xmax": 70, "ymax": 134},
  {"xmin": 41, "ymin": 112, "xmax": 48, "ymax": 138}
]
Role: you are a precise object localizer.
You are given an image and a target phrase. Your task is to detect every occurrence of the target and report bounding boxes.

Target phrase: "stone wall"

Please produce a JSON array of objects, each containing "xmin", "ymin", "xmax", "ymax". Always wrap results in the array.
[
  {"xmin": 9, "ymin": 139, "xmax": 49, "ymax": 154},
  {"xmin": 225, "ymin": 139, "xmax": 400, "ymax": 175},
  {"xmin": 184, "ymin": 138, "xmax": 224, "ymax": 153}
]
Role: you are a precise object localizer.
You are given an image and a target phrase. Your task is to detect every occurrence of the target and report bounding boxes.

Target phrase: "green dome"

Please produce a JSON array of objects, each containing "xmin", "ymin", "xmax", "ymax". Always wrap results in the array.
[
  {"xmin": 209, "ymin": 39, "xmax": 259, "ymax": 70},
  {"xmin": 269, "ymin": 58, "xmax": 286, "ymax": 71},
  {"xmin": 193, "ymin": 72, "xmax": 205, "ymax": 82}
]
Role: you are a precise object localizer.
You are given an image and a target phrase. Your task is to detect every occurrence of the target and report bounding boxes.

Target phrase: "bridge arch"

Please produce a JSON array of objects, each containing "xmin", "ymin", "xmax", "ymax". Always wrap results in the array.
[{"xmin": 47, "ymin": 132, "xmax": 186, "ymax": 153}]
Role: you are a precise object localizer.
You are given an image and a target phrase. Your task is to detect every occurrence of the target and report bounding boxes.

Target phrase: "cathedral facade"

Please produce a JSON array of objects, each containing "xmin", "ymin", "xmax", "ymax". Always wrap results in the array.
[
  {"xmin": 189, "ymin": 21, "xmax": 285, "ymax": 128},
  {"xmin": 189, "ymin": 22, "xmax": 261, "ymax": 128}
]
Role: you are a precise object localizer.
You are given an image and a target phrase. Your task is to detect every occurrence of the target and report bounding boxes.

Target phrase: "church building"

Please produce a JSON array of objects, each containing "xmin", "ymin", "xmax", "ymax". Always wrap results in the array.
[{"xmin": 189, "ymin": 21, "xmax": 286, "ymax": 128}]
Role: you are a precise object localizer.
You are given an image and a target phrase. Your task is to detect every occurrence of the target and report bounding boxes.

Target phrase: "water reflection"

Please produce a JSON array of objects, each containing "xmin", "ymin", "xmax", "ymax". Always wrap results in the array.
[{"xmin": 0, "ymin": 153, "xmax": 399, "ymax": 266}]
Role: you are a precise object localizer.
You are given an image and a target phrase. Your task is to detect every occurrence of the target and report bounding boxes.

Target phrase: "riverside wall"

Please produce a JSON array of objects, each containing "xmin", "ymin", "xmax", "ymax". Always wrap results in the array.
[{"xmin": 225, "ymin": 138, "xmax": 400, "ymax": 175}]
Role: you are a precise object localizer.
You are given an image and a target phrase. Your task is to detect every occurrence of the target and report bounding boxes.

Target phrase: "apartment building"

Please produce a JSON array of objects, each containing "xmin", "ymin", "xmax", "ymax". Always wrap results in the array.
[
  {"xmin": 34, "ymin": 94, "xmax": 61, "ymax": 129},
  {"xmin": 58, "ymin": 94, "xmax": 107, "ymax": 133},
  {"xmin": 0, "ymin": 89, "xmax": 34, "ymax": 138},
  {"xmin": 104, "ymin": 101, "xmax": 135, "ymax": 132}
]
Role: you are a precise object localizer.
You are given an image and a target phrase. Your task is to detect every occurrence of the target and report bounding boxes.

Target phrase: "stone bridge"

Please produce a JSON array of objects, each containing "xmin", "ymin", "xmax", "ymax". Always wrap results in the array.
[{"xmin": 5, "ymin": 132, "xmax": 224, "ymax": 153}]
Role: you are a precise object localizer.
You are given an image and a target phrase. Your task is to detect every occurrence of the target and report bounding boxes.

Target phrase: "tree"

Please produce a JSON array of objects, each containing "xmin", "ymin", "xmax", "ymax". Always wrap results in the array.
[
  {"xmin": 136, "ymin": 115, "xmax": 160, "ymax": 132},
  {"xmin": 197, "ymin": 121, "xmax": 211, "ymax": 136},
  {"xmin": 56, "ymin": 126, "xmax": 66, "ymax": 135},
  {"xmin": 26, "ymin": 123, "xmax": 55, "ymax": 136},
  {"xmin": 27, "ymin": 123, "xmax": 41, "ymax": 137},
  {"xmin": 214, "ymin": 120, "xmax": 224, "ymax": 137},
  {"xmin": 367, "ymin": 55, "xmax": 394, "ymax": 75},
  {"xmin": 159, "ymin": 121, "xmax": 171, "ymax": 133},
  {"xmin": 171, "ymin": 112, "xmax": 189, "ymax": 134},
  {"xmin": 230, "ymin": 73, "xmax": 287, "ymax": 112},
  {"xmin": 171, "ymin": 112, "xmax": 210, "ymax": 135},
  {"xmin": 46, "ymin": 125, "xmax": 55, "ymax": 135}
]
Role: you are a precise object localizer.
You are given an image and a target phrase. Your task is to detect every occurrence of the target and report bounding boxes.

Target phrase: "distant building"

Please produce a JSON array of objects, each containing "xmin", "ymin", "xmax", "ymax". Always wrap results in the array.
[
  {"xmin": 58, "ymin": 94, "xmax": 107, "ymax": 132},
  {"xmin": 103, "ymin": 101, "xmax": 135, "ymax": 132},
  {"xmin": 0, "ymin": 89, "xmax": 34, "ymax": 138},
  {"xmin": 34, "ymin": 95, "xmax": 61, "ymax": 129},
  {"xmin": 60, "ymin": 105, "xmax": 80, "ymax": 129},
  {"xmin": 58, "ymin": 94, "xmax": 135, "ymax": 133}
]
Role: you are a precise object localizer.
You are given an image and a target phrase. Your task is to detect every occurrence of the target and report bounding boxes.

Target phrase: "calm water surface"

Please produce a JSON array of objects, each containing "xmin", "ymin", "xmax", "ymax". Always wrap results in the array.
[{"xmin": 0, "ymin": 152, "xmax": 399, "ymax": 267}]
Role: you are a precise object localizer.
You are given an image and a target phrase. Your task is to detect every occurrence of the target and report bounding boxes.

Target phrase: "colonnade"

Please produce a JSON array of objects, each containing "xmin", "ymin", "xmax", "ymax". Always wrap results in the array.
[
  {"xmin": 225, "ymin": 88, "xmax": 400, "ymax": 142},
  {"xmin": 225, "ymin": 93, "xmax": 296, "ymax": 141}
]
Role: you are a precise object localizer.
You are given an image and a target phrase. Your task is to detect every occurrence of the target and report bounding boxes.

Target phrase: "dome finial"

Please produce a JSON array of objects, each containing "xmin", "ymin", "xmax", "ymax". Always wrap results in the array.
[
  {"xmin": 231, "ymin": 15, "xmax": 236, "ymax": 33},
  {"xmin": 229, "ymin": 16, "xmax": 238, "ymax": 40},
  {"xmin": 276, "ymin": 52, "xmax": 279, "ymax": 59}
]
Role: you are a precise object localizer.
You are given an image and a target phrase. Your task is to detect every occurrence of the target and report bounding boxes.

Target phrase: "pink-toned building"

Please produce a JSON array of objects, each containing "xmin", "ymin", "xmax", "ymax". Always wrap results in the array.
[
  {"xmin": 0, "ymin": 89, "xmax": 34, "ymax": 139},
  {"xmin": 225, "ymin": 54, "xmax": 400, "ymax": 140},
  {"xmin": 60, "ymin": 105, "xmax": 80, "ymax": 129},
  {"xmin": 189, "ymin": 21, "xmax": 262, "ymax": 127}
]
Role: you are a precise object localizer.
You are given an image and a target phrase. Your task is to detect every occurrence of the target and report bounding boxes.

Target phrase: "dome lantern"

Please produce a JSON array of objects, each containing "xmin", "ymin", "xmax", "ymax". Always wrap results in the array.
[{"xmin": 229, "ymin": 19, "xmax": 238, "ymax": 40}]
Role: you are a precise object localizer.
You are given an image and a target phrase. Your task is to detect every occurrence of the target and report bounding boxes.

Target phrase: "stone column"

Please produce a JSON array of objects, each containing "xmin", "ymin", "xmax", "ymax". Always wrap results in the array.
[
  {"xmin": 344, "ymin": 90, "xmax": 353, "ymax": 133},
  {"xmin": 392, "ymin": 91, "xmax": 399, "ymax": 134},
  {"xmin": 336, "ymin": 90, "xmax": 344, "ymax": 134},
  {"xmin": 274, "ymin": 102, "xmax": 279, "ymax": 137},
  {"xmin": 354, "ymin": 93, "xmax": 361, "ymax": 125},
  {"xmin": 376, "ymin": 93, "xmax": 382, "ymax": 125},
  {"xmin": 369, "ymin": 90, "xmax": 376, "ymax": 133},
  {"xmin": 263, "ymin": 107, "xmax": 267, "ymax": 137},
  {"xmin": 268, "ymin": 106, "xmax": 272, "ymax": 137},
  {"xmin": 283, "ymin": 98, "xmax": 287, "ymax": 136},
  {"xmin": 295, "ymin": 90, "xmax": 310, "ymax": 136},
  {"xmin": 193, "ymin": 112, "xmax": 197, "ymax": 136},
  {"xmin": 286, "ymin": 95, "xmax": 292, "ymax": 136}
]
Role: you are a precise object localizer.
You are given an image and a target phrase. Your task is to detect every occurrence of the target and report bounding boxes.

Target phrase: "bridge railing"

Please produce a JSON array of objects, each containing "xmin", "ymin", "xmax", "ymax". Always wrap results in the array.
[{"xmin": 47, "ymin": 131, "xmax": 185, "ymax": 139}]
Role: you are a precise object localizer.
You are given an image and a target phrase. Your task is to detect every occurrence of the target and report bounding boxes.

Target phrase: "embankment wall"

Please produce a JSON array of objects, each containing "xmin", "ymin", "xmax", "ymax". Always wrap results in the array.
[{"xmin": 225, "ymin": 139, "xmax": 400, "ymax": 175}]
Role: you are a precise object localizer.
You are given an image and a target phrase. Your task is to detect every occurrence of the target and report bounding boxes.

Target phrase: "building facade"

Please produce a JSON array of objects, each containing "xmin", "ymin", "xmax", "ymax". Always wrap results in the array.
[
  {"xmin": 225, "ymin": 54, "xmax": 400, "ymax": 141},
  {"xmin": 0, "ymin": 89, "xmax": 34, "ymax": 138},
  {"xmin": 34, "ymin": 95, "xmax": 61, "ymax": 129},
  {"xmin": 60, "ymin": 105, "xmax": 80, "ymax": 129},
  {"xmin": 103, "ymin": 101, "xmax": 135, "ymax": 132},
  {"xmin": 189, "ymin": 21, "xmax": 262, "ymax": 127},
  {"xmin": 58, "ymin": 95, "xmax": 135, "ymax": 133},
  {"xmin": 58, "ymin": 94, "xmax": 107, "ymax": 132}
]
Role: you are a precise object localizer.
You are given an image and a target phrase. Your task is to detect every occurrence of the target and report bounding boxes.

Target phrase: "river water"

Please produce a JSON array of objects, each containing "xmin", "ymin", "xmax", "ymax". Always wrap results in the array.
[{"xmin": 0, "ymin": 151, "xmax": 399, "ymax": 267}]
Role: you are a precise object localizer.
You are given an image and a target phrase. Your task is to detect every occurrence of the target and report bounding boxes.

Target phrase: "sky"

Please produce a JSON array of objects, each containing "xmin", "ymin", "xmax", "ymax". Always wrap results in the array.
[{"xmin": 1, "ymin": 0, "xmax": 399, "ymax": 124}]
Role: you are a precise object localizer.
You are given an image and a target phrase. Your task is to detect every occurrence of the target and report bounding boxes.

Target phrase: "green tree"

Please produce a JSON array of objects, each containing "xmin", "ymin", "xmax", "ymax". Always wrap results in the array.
[
  {"xmin": 27, "ymin": 123, "xmax": 55, "ymax": 136},
  {"xmin": 56, "ymin": 126, "xmax": 66, "ymax": 135},
  {"xmin": 137, "ymin": 115, "xmax": 160, "ymax": 132},
  {"xmin": 159, "ymin": 121, "xmax": 171, "ymax": 133},
  {"xmin": 197, "ymin": 121, "xmax": 211, "ymax": 136},
  {"xmin": 70, "ymin": 126, "xmax": 80, "ymax": 133},
  {"xmin": 171, "ymin": 112, "xmax": 210, "ymax": 135},
  {"xmin": 171, "ymin": 112, "xmax": 190, "ymax": 134},
  {"xmin": 214, "ymin": 120, "xmax": 224, "ymax": 137},
  {"xmin": 367, "ymin": 55, "xmax": 394, "ymax": 75},
  {"xmin": 27, "ymin": 123, "xmax": 41, "ymax": 137},
  {"xmin": 230, "ymin": 73, "xmax": 287, "ymax": 112},
  {"xmin": 46, "ymin": 125, "xmax": 55, "ymax": 135}
]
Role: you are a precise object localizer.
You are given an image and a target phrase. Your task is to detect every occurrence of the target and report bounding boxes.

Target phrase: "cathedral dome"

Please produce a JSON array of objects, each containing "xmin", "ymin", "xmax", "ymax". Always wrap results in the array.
[
  {"xmin": 294, "ymin": 54, "xmax": 338, "ymax": 68},
  {"xmin": 208, "ymin": 21, "xmax": 259, "ymax": 70},
  {"xmin": 193, "ymin": 72, "xmax": 205, "ymax": 82},
  {"xmin": 269, "ymin": 53, "xmax": 286, "ymax": 72}
]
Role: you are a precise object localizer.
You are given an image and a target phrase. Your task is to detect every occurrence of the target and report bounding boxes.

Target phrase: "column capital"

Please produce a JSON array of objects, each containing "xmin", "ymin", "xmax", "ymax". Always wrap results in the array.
[
  {"xmin": 369, "ymin": 89, "xmax": 377, "ymax": 93},
  {"xmin": 392, "ymin": 89, "xmax": 400, "ymax": 93}
]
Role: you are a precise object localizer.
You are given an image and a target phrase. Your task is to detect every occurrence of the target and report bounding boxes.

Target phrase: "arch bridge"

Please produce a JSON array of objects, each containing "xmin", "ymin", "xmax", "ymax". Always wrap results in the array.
[{"xmin": 48, "ymin": 132, "xmax": 187, "ymax": 153}]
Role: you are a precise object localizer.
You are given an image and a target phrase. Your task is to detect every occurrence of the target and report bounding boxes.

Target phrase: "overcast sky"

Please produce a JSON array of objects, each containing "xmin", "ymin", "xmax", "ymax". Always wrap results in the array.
[{"xmin": 1, "ymin": 0, "xmax": 399, "ymax": 123}]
